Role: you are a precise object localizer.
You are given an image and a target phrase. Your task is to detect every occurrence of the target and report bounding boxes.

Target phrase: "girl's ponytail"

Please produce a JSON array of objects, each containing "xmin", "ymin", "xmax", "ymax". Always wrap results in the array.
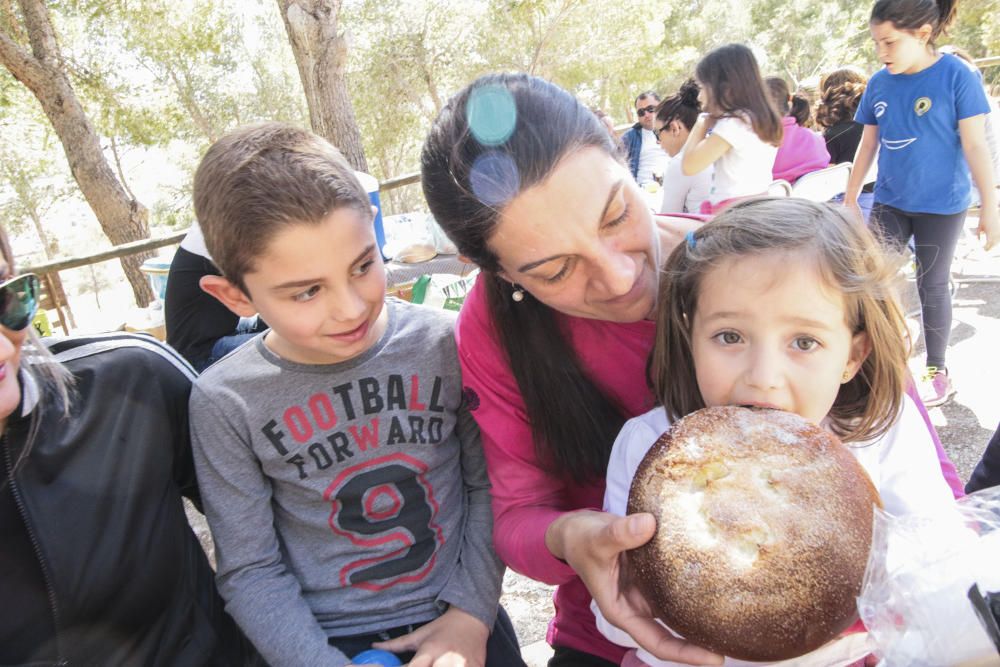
[
  {"xmin": 935, "ymin": 0, "xmax": 958, "ymax": 38},
  {"xmin": 871, "ymin": 0, "xmax": 959, "ymax": 44},
  {"xmin": 790, "ymin": 94, "xmax": 812, "ymax": 127}
]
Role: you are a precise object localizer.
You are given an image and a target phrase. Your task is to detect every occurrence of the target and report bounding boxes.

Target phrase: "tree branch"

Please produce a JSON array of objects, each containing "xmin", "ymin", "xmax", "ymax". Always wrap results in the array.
[
  {"xmin": 16, "ymin": 0, "xmax": 59, "ymax": 64},
  {"xmin": 0, "ymin": 23, "xmax": 45, "ymax": 87}
]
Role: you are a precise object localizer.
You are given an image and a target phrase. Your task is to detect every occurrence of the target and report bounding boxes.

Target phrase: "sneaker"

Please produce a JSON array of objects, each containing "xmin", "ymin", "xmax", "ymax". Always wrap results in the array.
[{"xmin": 918, "ymin": 366, "xmax": 955, "ymax": 408}]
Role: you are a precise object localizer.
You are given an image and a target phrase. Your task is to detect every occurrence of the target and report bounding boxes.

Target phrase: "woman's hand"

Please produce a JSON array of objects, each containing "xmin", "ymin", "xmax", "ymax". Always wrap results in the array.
[
  {"xmin": 372, "ymin": 607, "xmax": 488, "ymax": 667},
  {"xmin": 977, "ymin": 205, "xmax": 999, "ymax": 252},
  {"xmin": 546, "ymin": 510, "xmax": 724, "ymax": 666}
]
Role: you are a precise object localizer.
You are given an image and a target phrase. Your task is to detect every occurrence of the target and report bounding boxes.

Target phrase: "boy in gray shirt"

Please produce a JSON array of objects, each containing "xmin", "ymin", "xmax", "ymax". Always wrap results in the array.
[{"xmin": 189, "ymin": 122, "xmax": 523, "ymax": 667}]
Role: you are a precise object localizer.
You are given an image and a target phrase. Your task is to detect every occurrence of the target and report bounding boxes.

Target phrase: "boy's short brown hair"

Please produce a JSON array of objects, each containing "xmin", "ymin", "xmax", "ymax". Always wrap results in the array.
[{"xmin": 193, "ymin": 122, "xmax": 371, "ymax": 292}]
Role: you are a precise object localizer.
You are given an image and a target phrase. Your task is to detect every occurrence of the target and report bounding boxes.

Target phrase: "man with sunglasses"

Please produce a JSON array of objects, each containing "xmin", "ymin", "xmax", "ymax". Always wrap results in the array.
[{"xmin": 620, "ymin": 90, "xmax": 669, "ymax": 186}]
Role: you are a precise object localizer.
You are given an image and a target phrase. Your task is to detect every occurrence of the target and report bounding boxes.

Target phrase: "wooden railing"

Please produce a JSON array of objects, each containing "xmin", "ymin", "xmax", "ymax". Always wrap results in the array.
[
  {"xmin": 20, "ymin": 175, "xmax": 427, "ymax": 333},
  {"xmin": 21, "ymin": 168, "xmax": 434, "ymax": 277}
]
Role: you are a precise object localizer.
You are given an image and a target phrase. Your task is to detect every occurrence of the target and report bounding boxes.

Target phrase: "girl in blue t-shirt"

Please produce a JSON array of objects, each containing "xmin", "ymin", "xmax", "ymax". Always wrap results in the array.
[{"xmin": 844, "ymin": 0, "xmax": 998, "ymax": 408}]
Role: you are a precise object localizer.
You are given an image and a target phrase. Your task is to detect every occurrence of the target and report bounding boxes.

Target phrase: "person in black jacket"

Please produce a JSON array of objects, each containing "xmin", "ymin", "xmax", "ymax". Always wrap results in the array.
[
  {"xmin": 0, "ymin": 226, "xmax": 260, "ymax": 666},
  {"xmin": 166, "ymin": 221, "xmax": 267, "ymax": 371}
]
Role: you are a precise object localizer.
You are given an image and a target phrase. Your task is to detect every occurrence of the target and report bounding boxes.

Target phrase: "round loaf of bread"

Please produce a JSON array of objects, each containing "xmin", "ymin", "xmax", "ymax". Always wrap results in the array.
[{"xmin": 627, "ymin": 406, "xmax": 881, "ymax": 661}]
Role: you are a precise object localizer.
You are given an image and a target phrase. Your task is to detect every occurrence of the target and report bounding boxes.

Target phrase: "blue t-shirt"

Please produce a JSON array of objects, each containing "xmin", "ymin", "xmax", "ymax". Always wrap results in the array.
[{"xmin": 855, "ymin": 53, "xmax": 990, "ymax": 214}]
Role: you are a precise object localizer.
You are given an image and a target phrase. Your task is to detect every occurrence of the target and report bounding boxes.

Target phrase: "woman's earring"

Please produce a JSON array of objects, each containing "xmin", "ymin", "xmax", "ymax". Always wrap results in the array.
[
  {"xmin": 511, "ymin": 284, "xmax": 525, "ymax": 302},
  {"xmin": 842, "ymin": 370, "xmax": 852, "ymax": 383}
]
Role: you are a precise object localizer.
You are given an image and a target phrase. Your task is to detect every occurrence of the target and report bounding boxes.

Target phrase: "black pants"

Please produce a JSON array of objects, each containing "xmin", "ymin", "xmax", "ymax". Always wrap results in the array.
[
  {"xmin": 548, "ymin": 645, "xmax": 619, "ymax": 667},
  {"xmin": 328, "ymin": 605, "xmax": 525, "ymax": 666},
  {"xmin": 967, "ymin": 423, "xmax": 1000, "ymax": 494},
  {"xmin": 871, "ymin": 203, "xmax": 966, "ymax": 369}
]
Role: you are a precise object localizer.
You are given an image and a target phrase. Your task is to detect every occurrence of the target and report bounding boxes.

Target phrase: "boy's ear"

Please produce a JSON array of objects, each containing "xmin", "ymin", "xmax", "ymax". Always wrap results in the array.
[{"xmin": 199, "ymin": 275, "xmax": 258, "ymax": 318}]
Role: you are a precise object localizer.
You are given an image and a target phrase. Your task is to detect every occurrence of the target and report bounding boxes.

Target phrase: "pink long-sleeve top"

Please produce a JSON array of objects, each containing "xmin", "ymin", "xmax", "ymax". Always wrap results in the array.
[
  {"xmin": 455, "ymin": 278, "xmax": 657, "ymax": 663},
  {"xmin": 772, "ymin": 116, "xmax": 831, "ymax": 183}
]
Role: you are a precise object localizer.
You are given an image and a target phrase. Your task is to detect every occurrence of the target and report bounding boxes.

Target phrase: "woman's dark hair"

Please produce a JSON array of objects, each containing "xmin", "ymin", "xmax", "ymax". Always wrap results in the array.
[
  {"xmin": 421, "ymin": 73, "xmax": 626, "ymax": 482},
  {"xmin": 816, "ymin": 68, "xmax": 869, "ymax": 129},
  {"xmin": 696, "ymin": 44, "xmax": 784, "ymax": 146},
  {"xmin": 871, "ymin": 0, "xmax": 959, "ymax": 44},
  {"xmin": 655, "ymin": 79, "xmax": 701, "ymax": 131}
]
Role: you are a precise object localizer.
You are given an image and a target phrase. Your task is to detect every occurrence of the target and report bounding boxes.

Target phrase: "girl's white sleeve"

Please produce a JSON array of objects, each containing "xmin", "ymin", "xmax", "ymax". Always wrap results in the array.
[
  {"xmin": 603, "ymin": 416, "xmax": 666, "ymax": 515},
  {"xmin": 874, "ymin": 395, "xmax": 956, "ymax": 517},
  {"xmin": 595, "ymin": 414, "xmax": 669, "ymax": 655}
]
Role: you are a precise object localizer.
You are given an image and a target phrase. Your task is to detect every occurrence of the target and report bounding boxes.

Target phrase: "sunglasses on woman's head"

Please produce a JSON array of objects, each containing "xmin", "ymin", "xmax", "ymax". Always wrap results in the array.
[
  {"xmin": 0, "ymin": 274, "xmax": 40, "ymax": 331},
  {"xmin": 637, "ymin": 105, "xmax": 657, "ymax": 117}
]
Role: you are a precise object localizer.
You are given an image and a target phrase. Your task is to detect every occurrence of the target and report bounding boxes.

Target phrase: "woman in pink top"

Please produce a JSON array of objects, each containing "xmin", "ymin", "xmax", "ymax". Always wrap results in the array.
[
  {"xmin": 418, "ymin": 72, "xmax": 963, "ymax": 667},
  {"xmin": 765, "ymin": 76, "xmax": 831, "ymax": 183}
]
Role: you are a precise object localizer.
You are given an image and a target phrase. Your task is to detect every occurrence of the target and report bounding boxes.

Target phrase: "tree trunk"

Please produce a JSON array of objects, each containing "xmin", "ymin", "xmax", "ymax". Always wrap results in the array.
[
  {"xmin": 276, "ymin": 0, "xmax": 369, "ymax": 173},
  {"xmin": 0, "ymin": 0, "xmax": 154, "ymax": 306}
]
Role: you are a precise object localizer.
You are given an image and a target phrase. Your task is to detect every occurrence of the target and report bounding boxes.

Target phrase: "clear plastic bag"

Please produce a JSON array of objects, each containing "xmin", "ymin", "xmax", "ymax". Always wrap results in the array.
[{"xmin": 858, "ymin": 485, "xmax": 1000, "ymax": 666}]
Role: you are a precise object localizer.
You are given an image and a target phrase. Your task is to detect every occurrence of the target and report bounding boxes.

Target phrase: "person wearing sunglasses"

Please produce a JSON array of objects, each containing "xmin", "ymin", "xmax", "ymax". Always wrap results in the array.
[
  {"xmin": 620, "ymin": 90, "xmax": 669, "ymax": 186},
  {"xmin": 0, "ymin": 226, "xmax": 260, "ymax": 665}
]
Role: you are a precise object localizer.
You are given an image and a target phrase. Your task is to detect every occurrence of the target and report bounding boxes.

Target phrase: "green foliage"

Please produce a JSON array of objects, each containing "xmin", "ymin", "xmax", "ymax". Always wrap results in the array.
[{"xmin": 4, "ymin": 0, "xmax": 1000, "ymax": 233}]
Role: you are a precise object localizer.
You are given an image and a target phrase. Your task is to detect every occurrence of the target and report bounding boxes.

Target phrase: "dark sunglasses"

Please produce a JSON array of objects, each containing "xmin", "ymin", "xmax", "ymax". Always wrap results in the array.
[
  {"xmin": 653, "ymin": 125, "xmax": 666, "ymax": 139},
  {"xmin": 0, "ymin": 274, "xmax": 40, "ymax": 332},
  {"xmin": 636, "ymin": 105, "xmax": 657, "ymax": 117}
]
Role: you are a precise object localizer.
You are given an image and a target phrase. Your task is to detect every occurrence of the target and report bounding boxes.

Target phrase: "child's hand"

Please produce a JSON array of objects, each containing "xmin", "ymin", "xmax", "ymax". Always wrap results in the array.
[
  {"xmin": 977, "ymin": 205, "xmax": 999, "ymax": 251},
  {"xmin": 842, "ymin": 197, "xmax": 864, "ymax": 225},
  {"xmin": 546, "ymin": 510, "xmax": 724, "ymax": 666},
  {"xmin": 372, "ymin": 607, "xmax": 488, "ymax": 667}
]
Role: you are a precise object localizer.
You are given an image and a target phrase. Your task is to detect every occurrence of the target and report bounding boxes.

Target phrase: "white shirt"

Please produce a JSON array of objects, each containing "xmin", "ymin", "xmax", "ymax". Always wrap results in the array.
[
  {"xmin": 709, "ymin": 115, "xmax": 778, "ymax": 203},
  {"xmin": 660, "ymin": 149, "xmax": 713, "ymax": 214},
  {"xmin": 179, "ymin": 221, "xmax": 212, "ymax": 259},
  {"xmin": 594, "ymin": 396, "xmax": 954, "ymax": 667},
  {"xmin": 637, "ymin": 128, "xmax": 670, "ymax": 186}
]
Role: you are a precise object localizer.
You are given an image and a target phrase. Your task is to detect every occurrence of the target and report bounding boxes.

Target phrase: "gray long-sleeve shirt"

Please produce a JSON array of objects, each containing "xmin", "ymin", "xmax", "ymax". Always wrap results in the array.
[{"xmin": 190, "ymin": 299, "xmax": 502, "ymax": 667}]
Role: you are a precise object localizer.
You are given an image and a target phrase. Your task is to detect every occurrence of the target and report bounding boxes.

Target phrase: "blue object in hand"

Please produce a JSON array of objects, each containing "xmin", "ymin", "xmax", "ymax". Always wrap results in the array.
[{"xmin": 351, "ymin": 649, "xmax": 402, "ymax": 666}]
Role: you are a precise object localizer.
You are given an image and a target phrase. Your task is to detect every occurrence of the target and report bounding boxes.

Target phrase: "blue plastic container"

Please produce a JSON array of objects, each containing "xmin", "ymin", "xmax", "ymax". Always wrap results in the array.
[
  {"xmin": 140, "ymin": 258, "xmax": 172, "ymax": 301},
  {"xmin": 350, "ymin": 648, "xmax": 402, "ymax": 666},
  {"xmin": 355, "ymin": 171, "xmax": 387, "ymax": 260}
]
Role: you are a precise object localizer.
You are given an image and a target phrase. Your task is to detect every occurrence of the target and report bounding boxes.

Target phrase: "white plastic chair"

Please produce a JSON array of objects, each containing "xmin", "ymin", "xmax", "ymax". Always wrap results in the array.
[
  {"xmin": 790, "ymin": 162, "xmax": 852, "ymax": 202},
  {"xmin": 767, "ymin": 179, "xmax": 792, "ymax": 197}
]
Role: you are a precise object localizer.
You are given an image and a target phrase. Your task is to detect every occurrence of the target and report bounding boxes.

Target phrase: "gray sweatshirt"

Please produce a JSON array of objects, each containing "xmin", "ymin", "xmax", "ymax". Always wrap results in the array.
[{"xmin": 190, "ymin": 299, "xmax": 502, "ymax": 667}]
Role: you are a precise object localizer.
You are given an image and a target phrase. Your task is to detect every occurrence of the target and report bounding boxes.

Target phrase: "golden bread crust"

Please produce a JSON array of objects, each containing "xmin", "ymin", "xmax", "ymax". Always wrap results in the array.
[{"xmin": 627, "ymin": 406, "xmax": 880, "ymax": 661}]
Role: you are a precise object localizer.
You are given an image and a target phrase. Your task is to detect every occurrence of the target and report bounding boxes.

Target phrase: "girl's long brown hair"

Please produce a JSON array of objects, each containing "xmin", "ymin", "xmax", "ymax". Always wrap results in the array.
[
  {"xmin": 696, "ymin": 44, "xmax": 784, "ymax": 146},
  {"xmin": 650, "ymin": 198, "xmax": 910, "ymax": 444}
]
